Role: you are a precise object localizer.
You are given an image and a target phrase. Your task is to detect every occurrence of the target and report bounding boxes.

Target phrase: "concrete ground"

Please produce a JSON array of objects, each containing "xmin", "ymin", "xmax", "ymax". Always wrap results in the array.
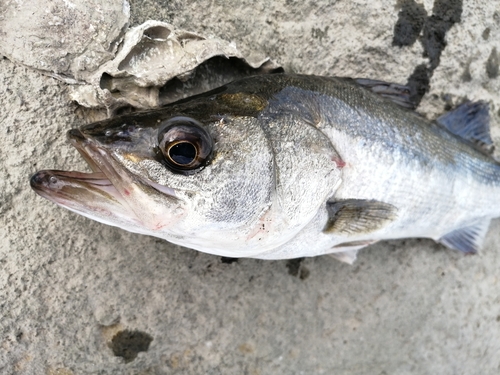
[{"xmin": 1, "ymin": 0, "xmax": 500, "ymax": 374}]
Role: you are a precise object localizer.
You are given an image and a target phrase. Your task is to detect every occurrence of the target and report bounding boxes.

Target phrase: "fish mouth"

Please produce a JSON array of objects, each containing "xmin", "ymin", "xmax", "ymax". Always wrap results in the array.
[
  {"xmin": 30, "ymin": 170, "xmax": 117, "ymax": 203},
  {"xmin": 31, "ymin": 128, "xmax": 125, "ymax": 202},
  {"xmin": 29, "ymin": 167, "xmax": 143, "ymax": 230},
  {"xmin": 30, "ymin": 128, "xmax": 177, "ymax": 230}
]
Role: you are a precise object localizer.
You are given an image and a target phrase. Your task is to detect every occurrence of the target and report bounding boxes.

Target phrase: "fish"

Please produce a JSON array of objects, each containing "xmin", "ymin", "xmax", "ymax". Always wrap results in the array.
[{"xmin": 30, "ymin": 74, "xmax": 499, "ymax": 263}]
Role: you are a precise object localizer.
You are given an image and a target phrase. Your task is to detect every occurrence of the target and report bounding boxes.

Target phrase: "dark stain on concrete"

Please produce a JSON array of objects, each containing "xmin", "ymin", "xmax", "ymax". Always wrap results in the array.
[
  {"xmin": 486, "ymin": 47, "xmax": 499, "ymax": 79},
  {"xmin": 406, "ymin": 64, "xmax": 431, "ymax": 106},
  {"xmin": 286, "ymin": 258, "xmax": 310, "ymax": 280},
  {"xmin": 110, "ymin": 330, "xmax": 153, "ymax": 363},
  {"xmin": 440, "ymin": 93, "xmax": 454, "ymax": 111},
  {"xmin": 393, "ymin": 0, "xmax": 463, "ymax": 106},
  {"xmin": 482, "ymin": 27, "xmax": 490, "ymax": 40},
  {"xmin": 299, "ymin": 267, "xmax": 310, "ymax": 280},
  {"xmin": 286, "ymin": 258, "xmax": 302, "ymax": 276},
  {"xmin": 311, "ymin": 26, "xmax": 329, "ymax": 42},
  {"xmin": 421, "ymin": 0, "xmax": 462, "ymax": 70},
  {"xmin": 461, "ymin": 60, "xmax": 472, "ymax": 82},
  {"xmin": 392, "ymin": 0, "xmax": 427, "ymax": 47},
  {"xmin": 220, "ymin": 257, "xmax": 239, "ymax": 264}
]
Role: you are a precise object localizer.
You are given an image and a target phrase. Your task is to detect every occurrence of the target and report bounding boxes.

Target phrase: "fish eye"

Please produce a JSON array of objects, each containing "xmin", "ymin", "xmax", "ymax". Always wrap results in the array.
[{"xmin": 157, "ymin": 116, "xmax": 213, "ymax": 174}]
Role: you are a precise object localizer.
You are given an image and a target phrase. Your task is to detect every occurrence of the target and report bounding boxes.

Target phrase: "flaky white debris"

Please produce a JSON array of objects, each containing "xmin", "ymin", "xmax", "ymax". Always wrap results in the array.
[{"xmin": 68, "ymin": 21, "xmax": 281, "ymax": 111}]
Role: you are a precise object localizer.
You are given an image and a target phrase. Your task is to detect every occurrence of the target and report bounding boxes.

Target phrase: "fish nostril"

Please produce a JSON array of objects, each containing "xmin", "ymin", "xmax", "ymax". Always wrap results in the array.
[
  {"xmin": 30, "ymin": 173, "xmax": 41, "ymax": 188},
  {"xmin": 67, "ymin": 128, "xmax": 86, "ymax": 142},
  {"xmin": 30, "ymin": 171, "xmax": 59, "ymax": 189},
  {"xmin": 30, "ymin": 171, "xmax": 48, "ymax": 188}
]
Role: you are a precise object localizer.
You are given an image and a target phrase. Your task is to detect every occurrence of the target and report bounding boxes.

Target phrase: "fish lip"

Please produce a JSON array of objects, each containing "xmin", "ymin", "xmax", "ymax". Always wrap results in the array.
[
  {"xmin": 30, "ymin": 169, "xmax": 114, "ymax": 199},
  {"xmin": 30, "ymin": 170, "xmax": 56, "ymax": 198},
  {"xmin": 30, "ymin": 169, "xmax": 112, "ymax": 189},
  {"xmin": 29, "ymin": 168, "xmax": 129, "ymax": 226}
]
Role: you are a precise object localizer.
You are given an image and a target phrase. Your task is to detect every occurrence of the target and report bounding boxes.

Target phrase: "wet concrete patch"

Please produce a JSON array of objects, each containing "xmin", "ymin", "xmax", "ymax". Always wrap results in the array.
[
  {"xmin": 421, "ymin": 0, "xmax": 462, "ymax": 69},
  {"xmin": 286, "ymin": 258, "xmax": 310, "ymax": 280},
  {"xmin": 406, "ymin": 64, "xmax": 431, "ymax": 106},
  {"xmin": 486, "ymin": 48, "xmax": 499, "ymax": 79},
  {"xmin": 482, "ymin": 27, "xmax": 490, "ymax": 40},
  {"xmin": 220, "ymin": 257, "xmax": 239, "ymax": 264},
  {"xmin": 461, "ymin": 60, "xmax": 472, "ymax": 82},
  {"xmin": 393, "ymin": 0, "xmax": 463, "ymax": 106},
  {"xmin": 392, "ymin": 0, "xmax": 426, "ymax": 47},
  {"xmin": 110, "ymin": 330, "xmax": 153, "ymax": 363}
]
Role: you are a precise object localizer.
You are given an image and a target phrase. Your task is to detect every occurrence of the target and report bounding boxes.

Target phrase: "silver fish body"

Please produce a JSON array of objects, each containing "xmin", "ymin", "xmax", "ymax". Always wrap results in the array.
[{"xmin": 31, "ymin": 74, "xmax": 500, "ymax": 262}]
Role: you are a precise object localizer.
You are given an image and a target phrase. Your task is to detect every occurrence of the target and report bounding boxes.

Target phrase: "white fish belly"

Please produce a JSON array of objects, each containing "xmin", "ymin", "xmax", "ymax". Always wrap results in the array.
[{"xmin": 331, "ymin": 130, "xmax": 500, "ymax": 242}]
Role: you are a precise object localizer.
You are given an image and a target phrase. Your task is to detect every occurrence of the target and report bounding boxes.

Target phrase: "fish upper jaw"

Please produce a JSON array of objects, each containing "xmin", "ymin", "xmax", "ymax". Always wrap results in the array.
[
  {"xmin": 30, "ymin": 127, "xmax": 184, "ymax": 235},
  {"xmin": 67, "ymin": 127, "xmax": 178, "ymax": 201}
]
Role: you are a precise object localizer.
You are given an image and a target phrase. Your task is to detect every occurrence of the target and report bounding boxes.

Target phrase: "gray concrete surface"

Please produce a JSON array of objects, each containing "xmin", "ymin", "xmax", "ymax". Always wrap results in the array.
[{"xmin": 1, "ymin": 1, "xmax": 500, "ymax": 374}]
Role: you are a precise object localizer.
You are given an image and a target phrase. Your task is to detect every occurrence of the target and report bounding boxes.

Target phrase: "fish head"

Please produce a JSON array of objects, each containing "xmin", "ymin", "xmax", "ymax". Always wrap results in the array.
[{"xmin": 31, "ymin": 82, "xmax": 343, "ymax": 257}]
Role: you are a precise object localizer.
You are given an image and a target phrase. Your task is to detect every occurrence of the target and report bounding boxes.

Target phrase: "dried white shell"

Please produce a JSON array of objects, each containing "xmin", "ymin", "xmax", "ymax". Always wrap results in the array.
[{"xmin": 68, "ymin": 21, "xmax": 282, "ymax": 112}]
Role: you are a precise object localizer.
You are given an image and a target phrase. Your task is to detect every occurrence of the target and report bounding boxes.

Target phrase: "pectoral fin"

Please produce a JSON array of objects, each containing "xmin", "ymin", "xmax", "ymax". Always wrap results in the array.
[
  {"xmin": 324, "ymin": 199, "xmax": 397, "ymax": 235},
  {"xmin": 439, "ymin": 220, "xmax": 491, "ymax": 254},
  {"xmin": 328, "ymin": 249, "xmax": 360, "ymax": 265},
  {"xmin": 327, "ymin": 240, "xmax": 378, "ymax": 264}
]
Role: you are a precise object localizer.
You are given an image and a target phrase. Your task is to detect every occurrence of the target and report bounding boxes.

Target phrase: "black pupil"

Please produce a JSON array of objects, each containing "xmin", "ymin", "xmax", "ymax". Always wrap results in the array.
[{"xmin": 169, "ymin": 142, "xmax": 196, "ymax": 165}]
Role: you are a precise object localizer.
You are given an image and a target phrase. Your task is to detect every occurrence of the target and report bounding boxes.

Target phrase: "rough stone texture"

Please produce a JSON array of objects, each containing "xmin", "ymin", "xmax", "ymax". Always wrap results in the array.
[
  {"xmin": 0, "ymin": 0, "xmax": 129, "ymax": 80},
  {"xmin": 1, "ymin": 1, "xmax": 500, "ymax": 374}
]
